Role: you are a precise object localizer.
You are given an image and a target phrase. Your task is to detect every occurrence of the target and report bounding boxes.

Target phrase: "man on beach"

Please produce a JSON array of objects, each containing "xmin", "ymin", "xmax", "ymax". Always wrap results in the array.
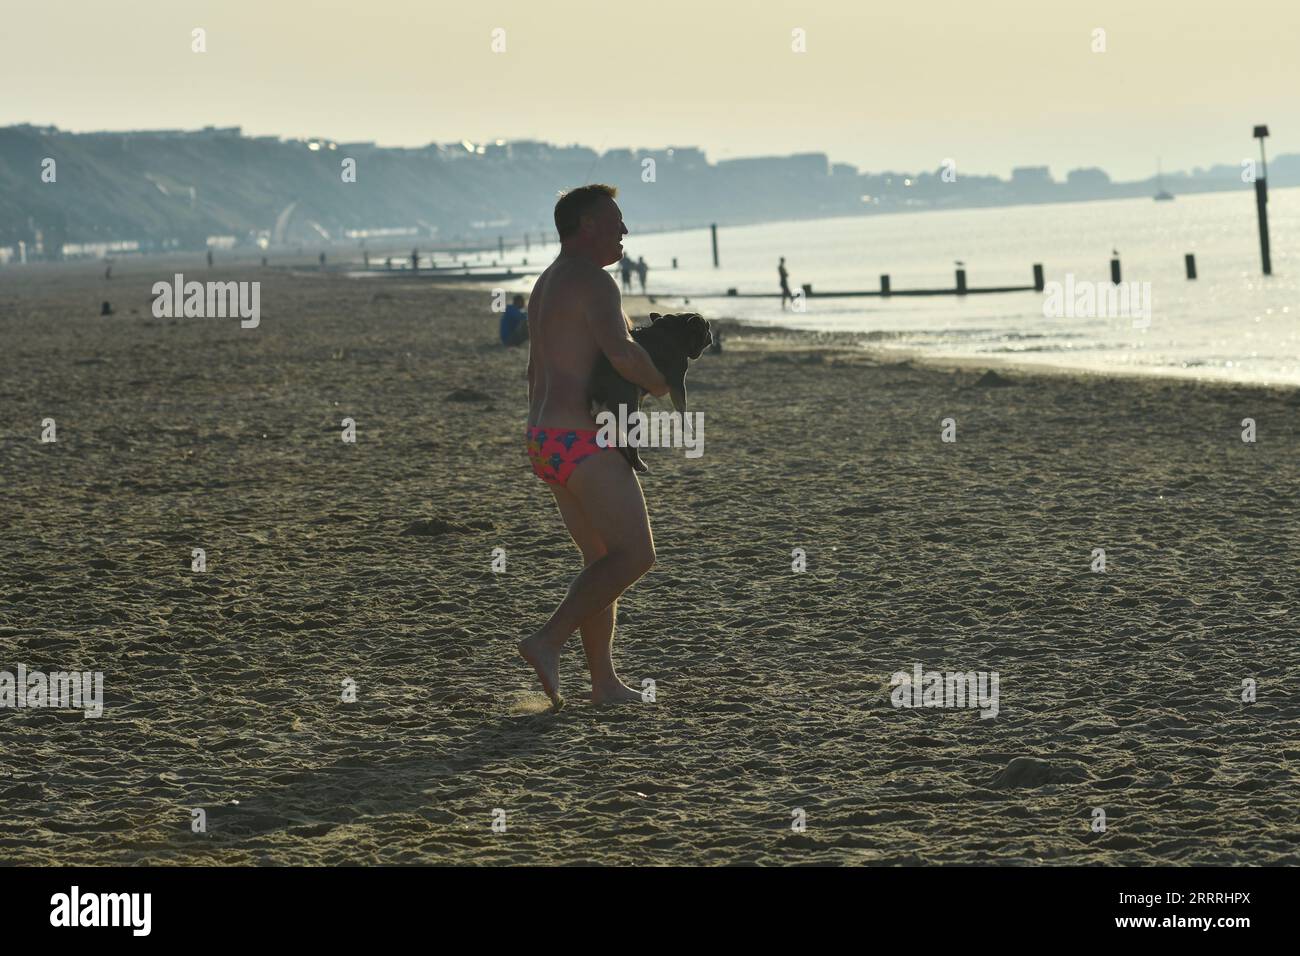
[
  {"xmin": 779, "ymin": 257, "xmax": 793, "ymax": 310},
  {"xmin": 519, "ymin": 185, "xmax": 669, "ymax": 708}
]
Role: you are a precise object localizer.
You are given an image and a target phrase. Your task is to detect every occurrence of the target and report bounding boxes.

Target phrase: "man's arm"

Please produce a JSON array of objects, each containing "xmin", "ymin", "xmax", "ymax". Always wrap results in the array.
[{"xmin": 586, "ymin": 273, "xmax": 669, "ymax": 396}]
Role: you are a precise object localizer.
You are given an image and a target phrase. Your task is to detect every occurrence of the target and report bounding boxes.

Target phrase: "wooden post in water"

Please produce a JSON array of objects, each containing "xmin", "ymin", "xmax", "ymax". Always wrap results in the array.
[
  {"xmin": 1255, "ymin": 179, "xmax": 1271, "ymax": 274},
  {"xmin": 1185, "ymin": 253, "xmax": 1197, "ymax": 280},
  {"xmin": 1033, "ymin": 263, "xmax": 1044, "ymax": 292},
  {"xmin": 710, "ymin": 224, "xmax": 719, "ymax": 267},
  {"xmin": 955, "ymin": 268, "xmax": 967, "ymax": 295},
  {"xmin": 1253, "ymin": 125, "xmax": 1272, "ymax": 276},
  {"xmin": 880, "ymin": 274, "xmax": 891, "ymax": 296},
  {"xmin": 1110, "ymin": 256, "xmax": 1121, "ymax": 284}
]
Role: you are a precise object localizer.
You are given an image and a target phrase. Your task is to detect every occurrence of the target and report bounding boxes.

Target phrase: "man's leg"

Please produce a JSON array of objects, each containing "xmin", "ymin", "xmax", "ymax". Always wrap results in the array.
[
  {"xmin": 519, "ymin": 451, "xmax": 655, "ymax": 707},
  {"xmin": 546, "ymin": 483, "xmax": 642, "ymax": 703}
]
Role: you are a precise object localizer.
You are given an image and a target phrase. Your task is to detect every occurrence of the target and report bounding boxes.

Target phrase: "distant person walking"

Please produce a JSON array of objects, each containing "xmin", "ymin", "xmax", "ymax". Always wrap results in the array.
[
  {"xmin": 778, "ymin": 257, "xmax": 793, "ymax": 310},
  {"xmin": 411, "ymin": 248, "xmax": 420, "ymax": 272},
  {"xmin": 620, "ymin": 253, "xmax": 634, "ymax": 292},
  {"xmin": 636, "ymin": 256, "xmax": 648, "ymax": 293}
]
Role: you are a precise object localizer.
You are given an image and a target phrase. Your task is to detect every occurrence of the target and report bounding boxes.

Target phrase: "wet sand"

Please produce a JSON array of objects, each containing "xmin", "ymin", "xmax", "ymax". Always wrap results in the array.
[{"xmin": 1, "ymin": 261, "xmax": 1297, "ymax": 865}]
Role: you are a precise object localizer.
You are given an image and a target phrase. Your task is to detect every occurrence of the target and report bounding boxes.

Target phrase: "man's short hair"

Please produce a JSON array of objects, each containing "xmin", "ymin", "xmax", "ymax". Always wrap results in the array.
[{"xmin": 554, "ymin": 184, "xmax": 617, "ymax": 240}]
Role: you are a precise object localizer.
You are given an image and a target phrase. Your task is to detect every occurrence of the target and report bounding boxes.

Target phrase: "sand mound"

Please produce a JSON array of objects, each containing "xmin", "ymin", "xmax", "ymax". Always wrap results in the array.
[
  {"xmin": 974, "ymin": 369, "xmax": 1013, "ymax": 387},
  {"xmin": 988, "ymin": 757, "xmax": 1090, "ymax": 789},
  {"xmin": 445, "ymin": 387, "xmax": 492, "ymax": 403},
  {"xmin": 400, "ymin": 515, "xmax": 494, "ymax": 536}
]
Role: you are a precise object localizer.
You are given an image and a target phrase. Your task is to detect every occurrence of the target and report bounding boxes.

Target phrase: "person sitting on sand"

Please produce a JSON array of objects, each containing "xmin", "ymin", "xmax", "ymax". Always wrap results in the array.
[
  {"xmin": 500, "ymin": 294, "xmax": 529, "ymax": 346},
  {"xmin": 519, "ymin": 184, "xmax": 669, "ymax": 708}
]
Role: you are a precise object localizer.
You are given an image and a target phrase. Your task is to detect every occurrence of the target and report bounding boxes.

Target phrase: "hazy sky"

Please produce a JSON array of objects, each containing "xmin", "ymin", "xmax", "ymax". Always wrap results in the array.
[{"xmin": 3, "ymin": 0, "xmax": 1296, "ymax": 180}]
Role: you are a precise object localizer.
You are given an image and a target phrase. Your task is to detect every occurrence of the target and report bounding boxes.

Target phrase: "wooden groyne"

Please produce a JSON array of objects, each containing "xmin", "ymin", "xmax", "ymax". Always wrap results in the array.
[{"xmin": 664, "ymin": 264, "xmax": 1046, "ymax": 299}]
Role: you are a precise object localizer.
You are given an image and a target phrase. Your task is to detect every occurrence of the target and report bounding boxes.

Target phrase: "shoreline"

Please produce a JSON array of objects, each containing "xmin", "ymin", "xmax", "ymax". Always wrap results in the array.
[
  {"xmin": 624, "ymin": 293, "xmax": 1300, "ymax": 395},
  {"xmin": 4, "ymin": 256, "xmax": 1295, "ymax": 395},
  {"xmin": 21, "ymin": 260, "xmax": 1291, "ymax": 387}
]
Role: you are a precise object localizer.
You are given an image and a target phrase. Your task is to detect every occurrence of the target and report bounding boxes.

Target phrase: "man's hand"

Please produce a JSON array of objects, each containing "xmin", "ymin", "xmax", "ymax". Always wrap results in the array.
[{"xmin": 644, "ymin": 370, "xmax": 670, "ymax": 398}]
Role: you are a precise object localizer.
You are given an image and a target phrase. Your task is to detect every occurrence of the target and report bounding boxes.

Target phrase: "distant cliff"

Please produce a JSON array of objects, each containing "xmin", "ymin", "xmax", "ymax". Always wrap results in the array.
[{"xmin": 2, "ymin": 124, "xmax": 1297, "ymax": 257}]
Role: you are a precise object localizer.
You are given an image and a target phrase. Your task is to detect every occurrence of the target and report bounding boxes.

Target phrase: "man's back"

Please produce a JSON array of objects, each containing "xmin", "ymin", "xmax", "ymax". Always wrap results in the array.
[{"xmin": 527, "ymin": 256, "xmax": 626, "ymax": 431}]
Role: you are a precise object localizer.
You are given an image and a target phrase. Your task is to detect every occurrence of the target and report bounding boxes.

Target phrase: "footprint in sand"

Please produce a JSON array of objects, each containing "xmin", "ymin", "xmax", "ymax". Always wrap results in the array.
[{"xmin": 508, "ymin": 692, "xmax": 559, "ymax": 715}]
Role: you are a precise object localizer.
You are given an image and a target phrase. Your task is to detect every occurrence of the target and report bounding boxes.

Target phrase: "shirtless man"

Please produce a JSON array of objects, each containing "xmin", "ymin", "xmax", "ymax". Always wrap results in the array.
[{"xmin": 519, "ymin": 184, "xmax": 669, "ymax": 709}]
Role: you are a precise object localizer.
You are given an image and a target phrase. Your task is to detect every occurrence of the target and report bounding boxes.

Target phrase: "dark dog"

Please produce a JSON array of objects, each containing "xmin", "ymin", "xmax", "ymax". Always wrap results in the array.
[{"xmin": 589, "ymin": 312, "xmax": 712, "ymax": 472}]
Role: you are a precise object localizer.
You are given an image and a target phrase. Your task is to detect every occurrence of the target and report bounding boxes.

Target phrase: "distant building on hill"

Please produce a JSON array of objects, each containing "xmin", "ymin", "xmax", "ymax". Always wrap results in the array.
[
  {"xmin": 1010, "ymin": 165, "xmax": 1054, "ymax": 186},
  {"xmin": 1067, "ymin": 167, "xmax": 1111, "ymax": 187}
]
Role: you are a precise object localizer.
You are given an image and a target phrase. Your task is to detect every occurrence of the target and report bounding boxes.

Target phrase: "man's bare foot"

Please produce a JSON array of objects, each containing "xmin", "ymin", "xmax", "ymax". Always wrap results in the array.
[
  {"xmin": 518, "ymin": 633, "xmax": 564, "ymax": 711},
  {"xmin": 589, "ymin": 680, "xmax": 647, "ymax": 705}
]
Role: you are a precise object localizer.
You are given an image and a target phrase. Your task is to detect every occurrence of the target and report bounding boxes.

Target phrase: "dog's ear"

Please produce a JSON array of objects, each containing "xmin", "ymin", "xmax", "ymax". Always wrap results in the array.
[{"xmin": 648, "ymin": 312, "xmax": 662, "ymax": 323}]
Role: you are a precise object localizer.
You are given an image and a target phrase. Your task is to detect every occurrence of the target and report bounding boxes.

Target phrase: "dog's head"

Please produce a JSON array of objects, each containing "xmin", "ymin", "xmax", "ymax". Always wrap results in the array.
[{"xmin": 648, "ymin": 312, "xmax": 712, "ymax": 359}]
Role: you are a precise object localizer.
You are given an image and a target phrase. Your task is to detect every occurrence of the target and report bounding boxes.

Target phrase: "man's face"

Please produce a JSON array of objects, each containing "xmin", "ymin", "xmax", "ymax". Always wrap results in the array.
[{"xmin": 586, "ymin": 197, "xmax": 628, "ymax": 267}]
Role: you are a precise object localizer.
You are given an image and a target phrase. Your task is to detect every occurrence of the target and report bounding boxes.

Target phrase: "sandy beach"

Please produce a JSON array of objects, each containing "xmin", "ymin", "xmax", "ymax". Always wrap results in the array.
[{"xmin": 1, "ymin": 261, "xmax": 1297, "ymax": 866}]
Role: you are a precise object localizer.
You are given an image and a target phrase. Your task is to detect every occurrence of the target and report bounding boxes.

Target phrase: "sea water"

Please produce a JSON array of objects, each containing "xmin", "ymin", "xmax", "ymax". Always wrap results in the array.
[{"xmin": 592, "ymin": 187, "xmax": 1300, "ymax": 385}]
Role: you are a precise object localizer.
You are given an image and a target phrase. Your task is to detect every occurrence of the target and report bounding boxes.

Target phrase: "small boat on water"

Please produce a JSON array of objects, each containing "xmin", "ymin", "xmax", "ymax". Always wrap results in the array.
[{"xmin": 1154, "ymin": 159, "xmax": 1174, "ymax": 201}]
